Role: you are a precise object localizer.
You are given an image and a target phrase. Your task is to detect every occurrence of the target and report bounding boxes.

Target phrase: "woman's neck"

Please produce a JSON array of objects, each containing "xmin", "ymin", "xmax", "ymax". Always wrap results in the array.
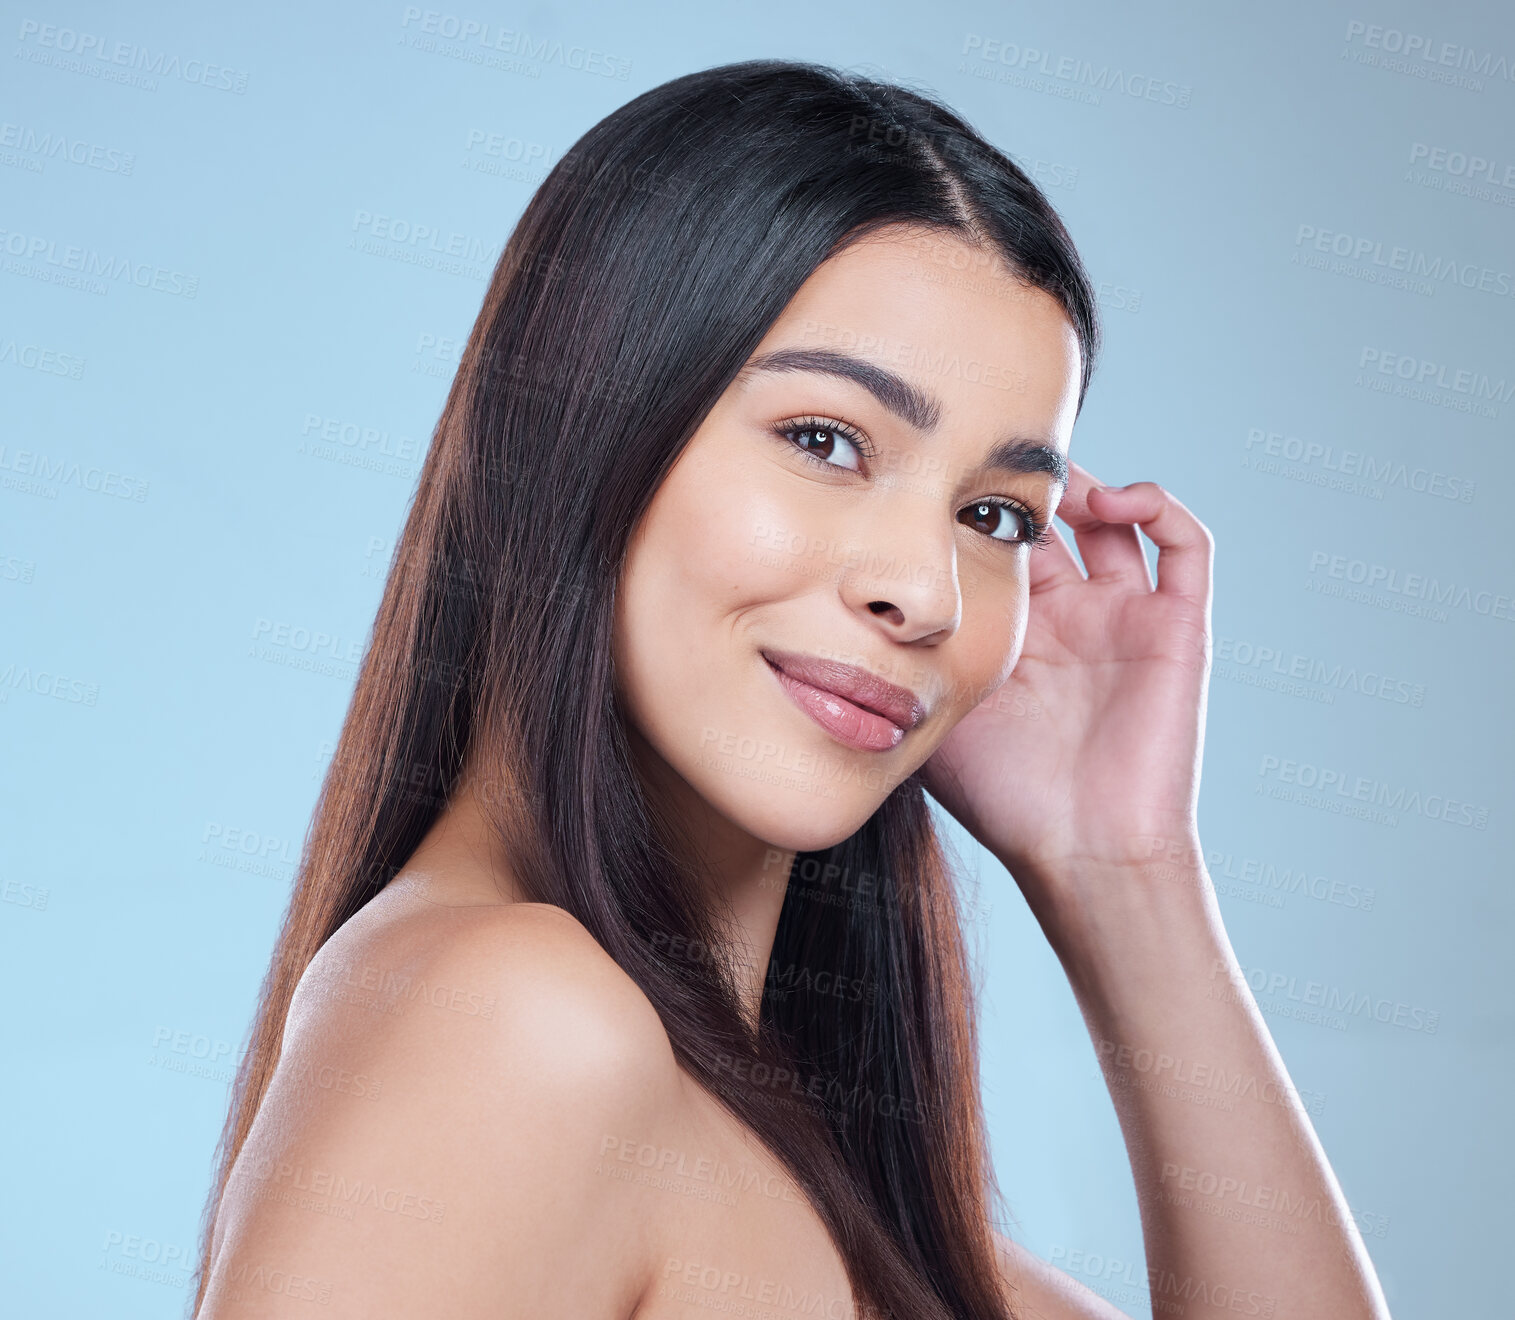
[{"xmin": 391, "ymin": 763, "xmax": 797, "ymax": 1028}]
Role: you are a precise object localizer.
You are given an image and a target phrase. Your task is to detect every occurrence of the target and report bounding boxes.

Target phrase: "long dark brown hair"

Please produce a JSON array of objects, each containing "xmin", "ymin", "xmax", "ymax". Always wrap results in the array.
[{"xmin": 191, "ymin": 58, "xmax": 1100, "ymax": 1319}]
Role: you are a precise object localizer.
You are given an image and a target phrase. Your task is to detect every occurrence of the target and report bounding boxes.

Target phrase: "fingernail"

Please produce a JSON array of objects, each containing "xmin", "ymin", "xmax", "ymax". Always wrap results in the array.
[{"xmin": 1095, "ymin": 484, "xmax": 1129, "ymax": 494}]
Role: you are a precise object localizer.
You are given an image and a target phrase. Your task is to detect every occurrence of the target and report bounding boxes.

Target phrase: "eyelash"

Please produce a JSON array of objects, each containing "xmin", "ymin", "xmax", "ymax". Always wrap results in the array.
[{"xmin": 772, "ymin": 414, "xmax": 1055, "ymax": 549}]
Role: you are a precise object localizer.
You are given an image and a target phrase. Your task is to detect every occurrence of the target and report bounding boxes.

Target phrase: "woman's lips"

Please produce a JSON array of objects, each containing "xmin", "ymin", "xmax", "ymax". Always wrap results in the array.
[{"xmin": 762, "ymin": 653, "xmax": 915, "ymax": 753}]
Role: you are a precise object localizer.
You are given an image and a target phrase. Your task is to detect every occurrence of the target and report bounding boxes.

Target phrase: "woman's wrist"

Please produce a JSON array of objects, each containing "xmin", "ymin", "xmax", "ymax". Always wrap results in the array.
[{"xmin": 1002, "ymin": 837, "xmax": 1238, "ymax": 1012}]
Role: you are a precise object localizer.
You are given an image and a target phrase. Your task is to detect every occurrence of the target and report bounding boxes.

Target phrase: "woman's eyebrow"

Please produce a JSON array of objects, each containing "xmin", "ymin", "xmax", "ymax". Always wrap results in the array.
[
  {"xmin": 738, "ymin": 346, "xmax": 1068, "ymax": 492},
  {"xmin": 980, "ymin": 436, "xmax": 1068, "ymax": 492},
  {"xmin": 740, "ymin": 346, "xmax": 942, "ymax": 431}
]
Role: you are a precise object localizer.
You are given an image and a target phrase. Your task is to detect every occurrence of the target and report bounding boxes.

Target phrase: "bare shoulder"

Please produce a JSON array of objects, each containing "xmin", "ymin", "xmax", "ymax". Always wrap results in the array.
[
  {"xmin": 992, "ymin": 1230, "xmax": 1135, "ymax": 1320},
  {"xmin": 297, "ymin": 895, "xmax": 676, "ymax": 1081},
  {"xmin": 200, "ymin": 897, "xmax": 682, "ymax": 1318}
]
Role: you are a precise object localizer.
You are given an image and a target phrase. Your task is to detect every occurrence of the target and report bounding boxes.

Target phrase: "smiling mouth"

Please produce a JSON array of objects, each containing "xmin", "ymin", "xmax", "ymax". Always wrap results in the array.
[{"xmin": 760, "ymin": 650, "xmax": 924, "ymax": 755}]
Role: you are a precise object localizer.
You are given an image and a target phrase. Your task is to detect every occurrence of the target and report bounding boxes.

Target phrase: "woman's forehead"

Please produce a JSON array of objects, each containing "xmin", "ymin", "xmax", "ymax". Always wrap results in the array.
[{"xmin": 749, "ymin": 231, "xmax": 1083, "ymax": 443}]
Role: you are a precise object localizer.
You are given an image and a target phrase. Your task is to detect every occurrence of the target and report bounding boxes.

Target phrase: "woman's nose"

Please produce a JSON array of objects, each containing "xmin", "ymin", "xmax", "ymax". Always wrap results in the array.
[{"xmin": 836, "ymin": 517, "xmax": 961, "ymax": 645}]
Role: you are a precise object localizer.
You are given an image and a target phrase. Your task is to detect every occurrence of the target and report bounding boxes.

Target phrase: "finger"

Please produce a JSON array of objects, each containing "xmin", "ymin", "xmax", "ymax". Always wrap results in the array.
[
  {"xmin": 1056, "ymin": 458, "xmax": 1154, "ymax": 588},
  {"xmin": 1027, "ymin": 519, "xmax": 1086, "ymax": 593},
  {"xmin": 1087, "ymin": 480, "xmax": 1213, "ymax": 603}
]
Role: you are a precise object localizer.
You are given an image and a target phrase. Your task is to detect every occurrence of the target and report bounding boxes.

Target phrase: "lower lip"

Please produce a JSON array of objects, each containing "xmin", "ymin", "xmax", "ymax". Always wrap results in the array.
[{"xmin": 764, "ymin": 657, "xmax": 907, "ymax": 753}]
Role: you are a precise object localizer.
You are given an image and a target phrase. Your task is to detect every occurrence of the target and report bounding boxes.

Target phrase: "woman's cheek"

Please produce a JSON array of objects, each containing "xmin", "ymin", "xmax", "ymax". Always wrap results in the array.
[
  {"xmin": 959, "ymin": 570, "xmax": 1028, "ymax": 695},
  {"xmin": 692, "ymin": 468, "xmax": 836, "ymax": 602}
]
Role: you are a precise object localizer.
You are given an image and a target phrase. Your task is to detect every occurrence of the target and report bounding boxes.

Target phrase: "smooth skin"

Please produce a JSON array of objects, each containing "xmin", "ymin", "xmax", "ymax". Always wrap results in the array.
[{"xmin": 198, "ymin": 225, "xmax": 1391, "ymax": 1318}]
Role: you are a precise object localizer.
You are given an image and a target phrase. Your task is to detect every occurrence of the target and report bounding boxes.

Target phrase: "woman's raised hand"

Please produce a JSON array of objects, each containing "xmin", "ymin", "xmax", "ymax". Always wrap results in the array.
[{"xmin": 921, "ymin": 458, "xmax": 1215, "ymax": 901}]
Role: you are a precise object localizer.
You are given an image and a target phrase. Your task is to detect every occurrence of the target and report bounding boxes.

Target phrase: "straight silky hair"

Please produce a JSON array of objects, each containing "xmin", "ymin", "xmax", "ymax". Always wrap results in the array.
[{"xmin": 191, "ymin": 58, "xmax": 1100, "ymax": 1320}]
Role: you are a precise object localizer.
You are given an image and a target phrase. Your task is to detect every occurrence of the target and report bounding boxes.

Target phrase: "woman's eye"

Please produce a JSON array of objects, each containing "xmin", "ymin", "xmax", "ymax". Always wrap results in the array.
[
  {"xmin": 959, "ymin": 500, "xmax": 1036, "ymax": 545},
  {"xmin": 782, "ymin": 423, "xmax": 865, "ymax": 473},
  {"xmin": 776, "ymin": 421, "xmax": 1046, "ymax": 548}
]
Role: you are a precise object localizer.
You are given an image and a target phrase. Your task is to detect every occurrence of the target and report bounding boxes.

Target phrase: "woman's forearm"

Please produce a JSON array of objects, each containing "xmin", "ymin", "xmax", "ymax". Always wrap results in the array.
[{"xmin": 1014, "ymin": 841, "xmax": 1393, "ymax": 1320}]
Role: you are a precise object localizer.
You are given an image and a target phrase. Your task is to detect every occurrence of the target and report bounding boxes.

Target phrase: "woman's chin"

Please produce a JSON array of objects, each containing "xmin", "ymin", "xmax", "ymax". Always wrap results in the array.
[{"xmin": 722, "ymin": 782, "xmax": 894, "ymax": 856}]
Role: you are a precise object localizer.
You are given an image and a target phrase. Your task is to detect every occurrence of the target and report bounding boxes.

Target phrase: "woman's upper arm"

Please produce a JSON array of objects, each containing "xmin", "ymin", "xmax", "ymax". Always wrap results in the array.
[
  {"xmin": 198, "ymin": 904, "xmax": 680, "ymax": 1318},
  {"xmin": 992, "ymin": 1230, "xmax": 1136, "ymax": 1320}
]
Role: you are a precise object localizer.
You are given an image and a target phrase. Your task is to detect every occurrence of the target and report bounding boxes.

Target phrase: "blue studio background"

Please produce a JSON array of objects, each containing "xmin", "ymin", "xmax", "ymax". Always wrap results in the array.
[{"xmin": 3, "ymin": 1, "xmax": 1511, "ymax": 1315}]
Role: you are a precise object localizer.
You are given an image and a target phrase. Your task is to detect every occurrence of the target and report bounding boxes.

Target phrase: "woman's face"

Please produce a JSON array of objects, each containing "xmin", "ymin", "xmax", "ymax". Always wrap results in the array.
[{"xmin": 613, "ymin": 223, "xmax": 1082, "ymax": 856}]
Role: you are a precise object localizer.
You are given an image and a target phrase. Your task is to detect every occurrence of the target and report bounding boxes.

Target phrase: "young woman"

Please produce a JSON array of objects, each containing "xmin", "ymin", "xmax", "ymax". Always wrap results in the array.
[{"xmin": 191, "ymin": 59, "xmax": 1392, "ymax": 1320}]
